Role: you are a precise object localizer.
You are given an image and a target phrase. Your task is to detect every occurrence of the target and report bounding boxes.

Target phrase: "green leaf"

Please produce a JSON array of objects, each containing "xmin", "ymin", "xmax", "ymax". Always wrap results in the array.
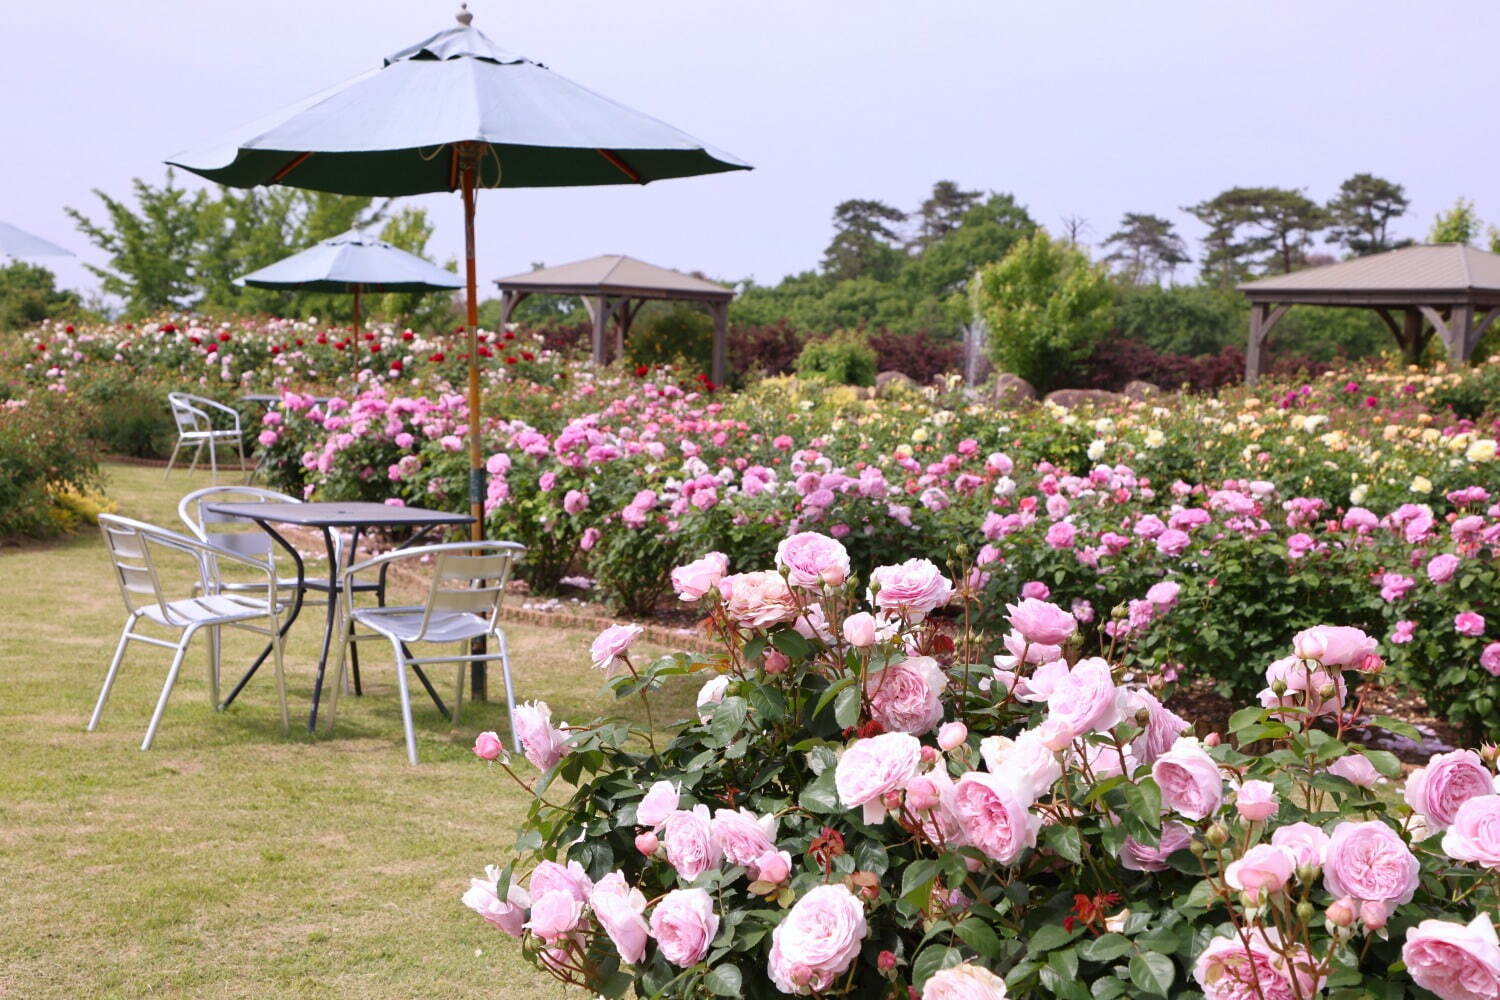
[
  {"xmin": 1227, "ymin": 705, "xmax": 1265, "ymax": 733},
  {"xmin": 953, "ymin": 918, "xmax": 1004, "ymax": 959},
  {"xmin": 769, "ymin": 628, "xmax": 813, "ymax": 660},
  {"xmin": 748, "ymin": 686, "xmax": 787, "ymax": 724},
  {"xmin": 1128, "ymin": 952, "xmax": 1175, "ymax": 997},
  {"xmin": 1027, "ymin": 923, "xmax": 1078, "ymax": 954},
  {"xmin": 704, "ymin": 964, "xmax": 742, "ymax": 996},
  {"xmin": 1079, "ymin": 934, "xmax": 1133, "ymax": 963},
  {"xmin": 912, "ymin": 945, "xmax": 963, "ymax": 989},
  {"xmin": 1367, "ymin": 715, "xmax": 1421, "ymax": 742},
  {"xmin": 1355, "ymin": 747, "xmax": 1404, "ymax": 779},
  {"xmin": 709, "ymin": 696, "xmax": 748, "ymax": 747},
  {"xmin": 1043, "ymin": 823, "xmax": 1082, "ymax": 864},
  {"xmin": 900, "ymin": 859, "xmax": 941, "ymax": 907},
  {"xmin": 833, "ymin": 685, "xmax": 862, "ymax": 729},
  {"xmin": 799, "ymin": 768, "xmax": 841, "ymax": 814}
]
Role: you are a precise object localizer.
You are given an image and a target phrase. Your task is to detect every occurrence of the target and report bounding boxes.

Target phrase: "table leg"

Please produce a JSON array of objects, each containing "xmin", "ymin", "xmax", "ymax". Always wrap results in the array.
[
  {"xmin": 306, "ymin": 526, "xmax": 340, "ymax": 733},
  {"xmin": 348, "ymin": 527, "xmax": 363, "ymax": 697},
  {"xmin": 219, "ymin": 520, "xmax": 305, "ymax": 711}
]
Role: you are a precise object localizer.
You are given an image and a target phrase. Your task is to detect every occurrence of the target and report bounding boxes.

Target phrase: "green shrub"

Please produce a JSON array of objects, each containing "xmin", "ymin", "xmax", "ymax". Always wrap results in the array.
[
  {"xmin": 1429, "ymin": 363, "xmax": 1500, "ymax": 421},
  {"xmin": 624, "ymin": 303, "xmax": 715, "ymax": 375},
  {"xmin": 73, "ymin": 373, "xmax": 178, "ymax": 457},
  {"xmin": 0, "ymin": 391, "xmax": 99, "ymax": 538},
  {"xmin": 794, "ymin": 328, "xmax": 877, "ymax": 386}
]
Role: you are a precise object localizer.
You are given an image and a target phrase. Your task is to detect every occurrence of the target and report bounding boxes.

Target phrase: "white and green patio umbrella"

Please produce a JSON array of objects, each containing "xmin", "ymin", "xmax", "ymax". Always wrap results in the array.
[
  {"xmin": 0, "ymin": 221, "xmax": 72, "ymax": 259},
  {"xmin": 235, "ymin": 228, "xmax": 462, "ymax": 341},
  {"xmin": 168, "ymin": 4, "xmax": 750, "ymax": 537}
]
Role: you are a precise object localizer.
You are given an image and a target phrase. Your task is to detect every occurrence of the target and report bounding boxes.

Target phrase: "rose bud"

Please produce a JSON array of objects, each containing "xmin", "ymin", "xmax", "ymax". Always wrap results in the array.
[
  {"xmin": 878, "ymin": 951, "xmax": 898, "ymax": 975},
  {"xmin": 635, "ymin": 831, "xmax": 660, "ymax": 856},
  {"xmin": 1207, "ymin": 823, "xmax": 1230, "ymax": 847},
  {"xmin": 937, "ymin": 722, "xmax": 968, "ymax": 751},
  {"xmin": 764, "ymin": 650, "xmax": 790, "ymax": 675},
  {"xmin": 1326, "ymin": 897, "xmax": 1356, "ymax": 927},
  {"xmin": 1295, "ymin": 901, "xmax": 1315, "ymax": 922},
  {"xmin": 881, "ymin": 789, "xmax": 904, "ymax": 813},
  {"xmin": 920, "ymin": 746, "xmax": 940, "ymax": 765},
  {"xmin": 1204, "ymin": 732, "xmax": 1222, "ymax": 748},
  {"xmin": 842, "ymin": 612, "xmax": 878, "ymax": 648},
  {"xmin": 756, "ymin": 850, "xmax": 792, "ymax": 884},
  {"xmin": 1360, "ymin": 900, "xmax": 1390, "ymax": 930},
  {"xmin": 472, "ymin": 730, "xmax": 505, "ymax": 760},
  {"xmin": 905, "ymin": 776, "xmax": 940, "ymax": 812}
]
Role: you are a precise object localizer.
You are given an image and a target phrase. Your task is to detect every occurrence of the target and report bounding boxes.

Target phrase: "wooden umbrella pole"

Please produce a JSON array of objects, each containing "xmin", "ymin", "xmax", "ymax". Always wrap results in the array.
[{"xmin": 459, "ymin": 142, "xmax": 488, "ymax": 703}]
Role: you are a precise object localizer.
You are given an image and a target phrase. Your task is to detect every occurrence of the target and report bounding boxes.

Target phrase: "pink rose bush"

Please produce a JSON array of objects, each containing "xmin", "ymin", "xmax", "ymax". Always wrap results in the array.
[{"xmin": 464, "ymin": 541, "xmax": 1500, "ymax": 998}]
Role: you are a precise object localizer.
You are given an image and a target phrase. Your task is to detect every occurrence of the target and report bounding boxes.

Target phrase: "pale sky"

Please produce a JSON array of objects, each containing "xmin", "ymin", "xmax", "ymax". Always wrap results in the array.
[{"xmin": 6, "ymin": 0, "xmax": 1500, "ymax": 306}]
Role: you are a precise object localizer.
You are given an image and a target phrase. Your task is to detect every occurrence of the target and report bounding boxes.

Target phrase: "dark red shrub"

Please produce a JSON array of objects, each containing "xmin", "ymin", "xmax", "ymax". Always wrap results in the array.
[{"xmin": 868, "ymin": 329, "xmax": 963, "ymax": 384}]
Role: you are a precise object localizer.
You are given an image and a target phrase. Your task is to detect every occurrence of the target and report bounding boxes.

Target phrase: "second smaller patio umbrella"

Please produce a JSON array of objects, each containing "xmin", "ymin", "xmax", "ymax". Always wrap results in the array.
[
  {"xmin": 0, "ymin": 220, "xmax": 73, "ymax": 259},
  {"xmin": 236, "ymin": 229, "xmax": 463, "ymax": 340}
]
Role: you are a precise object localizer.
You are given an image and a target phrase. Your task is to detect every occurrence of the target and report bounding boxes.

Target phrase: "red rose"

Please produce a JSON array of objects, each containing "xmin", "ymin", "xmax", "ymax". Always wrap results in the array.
[
  {"xmin": 369, "ymin": 343, "xmax": 380, "ymax": 353},
  {"xmin": 522, "ymin": 352, "xmax": 535, "ymax": 361},
  {"xmin": 218, "ymin": 331, "xmax": 231, "ymax": 342},
  {"xmin": 390, "ymin": 360, "xmax": 403, "ymax": 371},
  {"xmin": 64, "ymin": 324, "xmax": 74, "ymax": 334},
  {"xmin": 295, "ymin": 338, "xmax": 305, "ymax": 346},
  {"xmin": 429, "ymin": 352, "xmax": 445, "ymax": 362},
  {"xmin": 635, "ymin": 365, "xmax": 649, "ymax": 377},
  {"xmin": 505, "ymin": 356, "xmax": 518, "ymax": 365},
  {"xmin": 401, "ymin": 331, "xmax": 414, "ymax": 341},
  {"xmin": 205, "ymin": 343, "xmax": 217, "ymax": 354}
]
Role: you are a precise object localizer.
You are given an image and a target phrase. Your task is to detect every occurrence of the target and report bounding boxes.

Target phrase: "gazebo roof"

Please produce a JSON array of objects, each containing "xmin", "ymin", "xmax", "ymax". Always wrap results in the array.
[
  {"xmin": 493, "ymin": 254, "xmax": 734, "ymax": 302},
  {"xmin": 1239, "ymin": 244, "xmax": 1500, "ymax": 303}
]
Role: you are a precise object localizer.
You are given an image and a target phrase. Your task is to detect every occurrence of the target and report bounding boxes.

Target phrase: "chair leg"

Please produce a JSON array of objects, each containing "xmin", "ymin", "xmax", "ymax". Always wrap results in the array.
[
  {"xmin": 271, "ymin": 625, "xmax": 290, "ymax": 736},
  {"xmin": 237, "ymin": 435, "xmax": 250, "ymax": 485},
  {"xmin": 496, "ymin": 628, "xmax": 519, "ymax": 753},
  {"xmin": 392, "ymin": 642, "xmax": 419, "ymax": 766},
  {"xmin": 324, "ymin": 612, "xmax": 351, "ymax": 733},
  {"xmin": 207, "ymin": 625, "xmax": 221, "ymax": 706},
  {"xmin": 88, "ymin": 625, "xmax": 133, "ymax": 731},
  {"xmin": 450, "ymin": 641, "xmax": 466, "ymax": 732},
  {"xmin": 187, "ymin": 439, "xmax": 205, "ymax": 476},
  {"xmin": 163, "ymin": 438, "xmax": 184, "ymax": 481},
  {"xmin": 208, "ymin": 436, "xmax": 219, "ymax": 484},
  {"xmin": 143, "ymin": 632, "xmax": 194, "ymax": 750}
]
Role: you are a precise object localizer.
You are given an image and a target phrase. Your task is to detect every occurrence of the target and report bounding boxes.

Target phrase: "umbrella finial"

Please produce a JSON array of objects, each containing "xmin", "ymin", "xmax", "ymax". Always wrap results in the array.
[{"xmin": 456, "ymin": 3, "xmax": 473, "ymax": 26}]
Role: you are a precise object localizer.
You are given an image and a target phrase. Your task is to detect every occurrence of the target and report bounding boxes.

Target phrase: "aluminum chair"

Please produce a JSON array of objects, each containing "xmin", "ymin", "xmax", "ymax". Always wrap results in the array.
[
  {"xmin": 324, "ymin": 541, "xmax": 525, "ymax": 765},
  {"xmin": 164, "ymin": 392, "xmax": 248, "ymax": 483},
  {"xmin": 90, "ymin": 514, "xmax": 289, "ymax": 749}
]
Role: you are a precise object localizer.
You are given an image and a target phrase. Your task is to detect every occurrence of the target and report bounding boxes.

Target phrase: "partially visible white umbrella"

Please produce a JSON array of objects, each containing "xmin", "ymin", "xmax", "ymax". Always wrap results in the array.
[{"xmin": 0, "ymin": 221, "xmax": 72, "ymax": 258}]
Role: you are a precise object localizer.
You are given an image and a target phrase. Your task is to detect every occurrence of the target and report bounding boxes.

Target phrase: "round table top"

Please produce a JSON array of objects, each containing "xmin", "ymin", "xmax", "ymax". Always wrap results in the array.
[
  {"xmin": 240, "ymin": 393, "xmax": 333, "ymax": 405},
  {"xmin": 203, "ymin": 500, "xmax": 474, "ymax": 529}
]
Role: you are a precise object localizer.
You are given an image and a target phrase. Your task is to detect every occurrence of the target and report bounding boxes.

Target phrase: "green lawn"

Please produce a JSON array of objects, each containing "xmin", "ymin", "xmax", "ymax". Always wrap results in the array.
[{"xmin": 0, "ymin": 463, "xmax": 686, "ymax": 998}]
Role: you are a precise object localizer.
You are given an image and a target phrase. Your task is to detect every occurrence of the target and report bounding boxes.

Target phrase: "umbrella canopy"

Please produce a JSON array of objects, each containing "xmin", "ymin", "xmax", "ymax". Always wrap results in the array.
[
  {"xmin": 167, "ymin": 3, "xmax": 750, "ymax": 574},
  {"xmin": 235, "ymin": 229, "xmax": 462, "ymax": 293},
  {"xmin": 0, "ymin": 221, "xmax": 72, "ymax": 258}
]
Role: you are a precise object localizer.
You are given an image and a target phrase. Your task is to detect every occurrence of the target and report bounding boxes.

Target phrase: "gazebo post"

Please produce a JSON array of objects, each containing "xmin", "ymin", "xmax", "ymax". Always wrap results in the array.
[
  {"xmin": 1244, "ymin": 302, "xmax": 1287, "ymax": 385},
  {"xmin": 589, "ymin": 294, "xmax": 608, "ymax": 366},
  {"xmin": 710, "ymin": 300, "xmax": 728, "ymax": 387},
  {"xmin": 1400, "ymin": 309, "xmax": 1426, "ymax": 366}
]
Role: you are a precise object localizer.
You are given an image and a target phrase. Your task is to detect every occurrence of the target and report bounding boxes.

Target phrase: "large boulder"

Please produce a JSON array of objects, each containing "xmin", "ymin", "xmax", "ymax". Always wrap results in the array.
[
  {"xmin": 875, "ymin": 371, "xmax": 916, "ymax": 397},
  {"xmin": 991, "ymin": 373, "xmax": 1037, "ymax": 405},
  {"xmin": 1043, "ymin": 388, "xmax": 1127, "ymax": 410},
  {"xmin": 1122, "ymin": 379, "xmax": 1162, "ymax": 401}
]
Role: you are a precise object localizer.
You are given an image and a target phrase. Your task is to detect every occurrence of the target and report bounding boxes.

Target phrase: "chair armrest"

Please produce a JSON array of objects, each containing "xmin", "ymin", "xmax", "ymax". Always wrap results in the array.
[
  {"xmin": 198, "ymin": 397, "xmax": 244, "ymax": 433},
  {"xmin": 340, "ymin": 540, "xmax": 526, "ymax": 587}
]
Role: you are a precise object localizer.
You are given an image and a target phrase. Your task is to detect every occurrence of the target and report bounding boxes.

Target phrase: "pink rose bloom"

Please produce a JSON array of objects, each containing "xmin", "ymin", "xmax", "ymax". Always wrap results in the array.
[
  {"xmin": 841, "ymin": 611, "xmax": 878, "ymax": 647},
  {"xmin": 696, "ymin": 675, "xmax": 729, "ymax": 722},
  {"xmin": 718, "ymin": 570, "xmax": 799, "ymax": 629},
  {"xmin": 922, "ymin": 962, "xmax": 1011, "ymax": 1000},
  {"xmin": 472, "ymin": 730, "xmax": 504, "ymax": 760},
  {"xmin": 1020, "ymin": 580, "xmax": 1050, "ymax": 600},
  {"xmin": 1403, "ymin": 915, "xmax": 1500, "ymax": 1000},
  {"xmin": 1193, "ymin": 930, "xmax": 1323, "ymax": 1000},
  {"xmin": 1324, "ymin": 820, "xmax": 1419, "ymax": 906},
  {"xmin": 649, "ymin": 888, "xmax": 719, "ymax": 967},
  {"xmin": 767, "ymin": 885, "xmax": 868, "ymax": 994},
  {"xmin": 1291, "ymin": 625, "xmax": 1377, "ymax": 668},
  {"xmin": 1155, "ymin": 528, "xmax": 1191, "ymax": 556},
  {"xmin": 461, "ymin": 864, "xmax": 530, "ymax": 936},
  {"xmin": 1235, "ymin": 779, "xmax": 1279, "ymax": 822},
  {"xmin": 589, "ymin": 873, "xmax": 649, "ymax": 965},
  {"xmin": 1328, "ymin": 753, "xmax": 1384, "ymax": 788},
  {"xmin": 528, "ymin": 859, "xmax": 592, "ymax": 902},
  {"xmin": 996, "ymin": 630, "xmax": 1064, "ymax": 671},
  {"xmin": 835, "ymin": 732, "xmax": 922, "ymax": 824},
  {"xmin": 525, "ymin": 890, "xmax": 584, "ymax": 942},
  {"xmin": 671, "ymin": 551, "xmax": 729, "ymax": 601},
  {"xmin": 1146, "ymin": 580, "xmax": 1180, "ymax": 608},
  {"xmin": 979, "ymin": 729, "xmax": 1062, "ymax": 800},
  {"xmin": 578, "ymin": 526, "xmax": 600, "ymax": 551},
  {"xmin": 636, "ymin": 780, "xmax": 680, "ymax": 829},
  {"xmin": 661, "ymin": 805, "xmax": 722, "ymax": 880},
  {"xmin": 1005, "ymin": 598, "xmax": 1077, "ymax": 646},
  {"xmin": 865, "ymin": 656, "xmax": 947, "ymax": 735},
  {"xmin": 1271, "ymin": 821, "xmax": 1330, "ymax": 869},
  {"xmin": 1406, "ymin": 750, "xmax": 1495, "ymax": 829},
  {"xmin": 513, "ymin": 701, "xmax": 571, "ymax": 771},
  {"xmin": 1044, "ymin": 658, "xmax": 1128, "ymax": 744},
  {"xmin": 711, "ymin": 807, "xmax": 777, "ymax": 867},
  {"xmin": 590, "ymin": 623, "xmax": 643, "ymax": 670},
  {"xmin": 538, "ymin": 471, "xmax": 556, "ymax": 491},
  {"xmin": 1429, "ymin": 553, "xmax": 1462, "ymax": 584},
  {"xmin": 869, "ymin": 558, "xmax": 954, "ymax": 622},
  {"xmin": 1225, "ymin": 843, "xmax": 1294, "ymax": 897},
  {"xmin": 1483, "ymin": 642, "xmax": 1500, "ymax": 678},
  {"xmin": 1442, "ymin": 795, "xmax": 1500, "ymax": 868},
  {"xmin": 1127, "ymin": 690, "xmax": 1191, "ymax": 765},
  {"xmin": 562, "ymin": 489, "xmax": 589, "ymax": 515},
  {"xmin": 1120, "ymin": 822, "xmax": 1193, "ymax": 872},
  {"xmin": 1044, "ymin": 521, "xmax": 1076, "ymax": 549},
  {"xmin": 753, "ymin": 849, "xmax": 792, "ymax": 883},
  {"xmin": 1152, "ymin": 737, "xmax": 1224, "ymax": 821},
  {"xmin": 1456, "ymin": 611, "xmax": 1487, "ymax": 637},
  {"xmin": 952, "ymin": 770, "xmax": 1041, "ymax": 864},
  {"xmin": 775, "ymin": 531, "xmax": 851, "ymax": 588},
  {"xmin": 1392, "ymin": 620, "xmax": 1417, "ymax": 645}
]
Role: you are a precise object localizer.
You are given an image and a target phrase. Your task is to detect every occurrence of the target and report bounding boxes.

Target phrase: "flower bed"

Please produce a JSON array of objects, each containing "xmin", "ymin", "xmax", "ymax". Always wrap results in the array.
[{"xmin": 462, "ymin": 538, "xmax": 1500, "ymax": 1000}]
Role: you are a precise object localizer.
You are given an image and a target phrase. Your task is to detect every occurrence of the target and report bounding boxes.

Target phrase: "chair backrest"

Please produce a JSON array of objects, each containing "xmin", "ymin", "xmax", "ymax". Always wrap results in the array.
[
  {"xmin": 179, "ymin": 486, "xmax": 298, "ymax": 557},
  {"xmin": 167, "ymin": 392, "xmax": 210, "ymax": 434},
  {"xmin": 99, "ymin": 514, "xmax": 215, "ymax": 627},
  {"xmin": 416, "ymin": 542, "xmax": 526, "ymax": 640}
]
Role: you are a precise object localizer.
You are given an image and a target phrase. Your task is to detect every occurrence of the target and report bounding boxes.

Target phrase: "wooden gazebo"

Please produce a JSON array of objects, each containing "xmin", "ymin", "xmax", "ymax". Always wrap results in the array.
[
  {"xmin": 1239, "ymin": 244, "xmax": 1500, "ymax": 384},
  {"xmin": 494, "ymin": 254, "xmax": 735, "ymax": 384}
]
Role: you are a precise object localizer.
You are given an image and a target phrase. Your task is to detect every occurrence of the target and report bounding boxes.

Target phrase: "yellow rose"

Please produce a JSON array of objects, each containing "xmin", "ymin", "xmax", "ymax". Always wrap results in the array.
[
  {"xmin": 1467, "ymin": 438, "xmax": 1498, "ymax": 462},
  {"xmin": 1410, "ymin": 475, "xmax": 1432, "ymax": 494}
]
